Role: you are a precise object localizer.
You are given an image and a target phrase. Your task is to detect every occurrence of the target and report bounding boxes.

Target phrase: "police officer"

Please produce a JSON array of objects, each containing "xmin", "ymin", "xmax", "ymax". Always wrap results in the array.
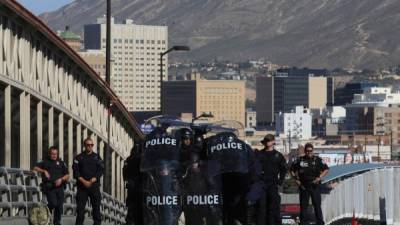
[
  {"xmin": 33, "ymin": 146, "xmax": 69, "ymax": 225},
  {"xmin": 207, "ymin": 132, "xmax": 262, "ymax": 225},
  {"xmin": 123, "ymin": 141, "xmax": 143, "ymax": 225},
  {"xmin": 179, "ymin": 128, "xmax": 207, "ymax": 225},
  {"xmin": 290, "ymin": 143, "xmax": 329, "ymax": 225},
  {"xmin": 73, "ymin": 138, "xmax": 104, "ymax": 225},
  {"xmin": 257, "ymin": 134, "xmax": 287, "ymax": 225}
]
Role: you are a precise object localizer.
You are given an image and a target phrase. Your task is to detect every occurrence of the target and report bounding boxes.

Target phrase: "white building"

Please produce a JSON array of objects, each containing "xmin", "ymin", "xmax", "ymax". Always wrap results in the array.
[
  {"xmin": 84, "ymin": 17, "xmax": 168, "ymax": 111},
  {"xmin": 275, "ymin": 106, "xmax": 312, "ymax": 140},
  {"xmin": 245, "ymin": 109, "xmax": 256, "ymax": 128},
  {"xmin": 353, "ymin": 87, "xmax": 400, "ymax": 104}
]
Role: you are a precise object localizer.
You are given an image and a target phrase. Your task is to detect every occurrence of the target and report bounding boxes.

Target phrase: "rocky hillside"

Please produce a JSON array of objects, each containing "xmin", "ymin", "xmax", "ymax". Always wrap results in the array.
[{"xmin": 40, "ymin": 0, "xmax": 400, "ymax": 69}]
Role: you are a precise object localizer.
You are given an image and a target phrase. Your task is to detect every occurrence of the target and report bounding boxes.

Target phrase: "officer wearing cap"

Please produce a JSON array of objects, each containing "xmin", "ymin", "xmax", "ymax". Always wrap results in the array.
[
  {"xmin": 290, "ymin": 143, "xmax": 329, "ymax": 225},
  {"xmin": 33, "ymin": 146, "xmax": 69, "ymax": 225},
  {"xmin": 256, "ymin": 134, "xmax": 287, "ymax": 225},
  {"xmin": 73, "ymin": 137, "xmax": 104, "ymax": 225}
]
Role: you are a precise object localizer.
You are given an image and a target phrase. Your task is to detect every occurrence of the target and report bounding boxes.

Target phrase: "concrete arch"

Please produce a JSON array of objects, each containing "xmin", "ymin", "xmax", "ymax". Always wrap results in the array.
[{"xmin": 0, "ymin": 0, "xmax": 144, "ymax": 201}]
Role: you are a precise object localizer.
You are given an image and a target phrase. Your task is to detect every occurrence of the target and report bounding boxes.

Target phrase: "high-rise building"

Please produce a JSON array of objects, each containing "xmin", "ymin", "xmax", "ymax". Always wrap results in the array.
[
  {"xmin": 163, "ymin": 76, "xmax": 246, "ymax": 126},
  {"xmin": 79, "ymin": 50, "xmax": 106, "ymax": 79},
  {"xmin": 334, "ymin": 82, "xmax": 377, "ymax": 106},
  {"xmin": 83, "ymin": 17, "xmax": 168, "ymax": 111},
  {"xmin": 275, "ymin": 106, "xmax": 312, "ymax": 140},
  {"xmin": 256, "ymin": 72, "xmax": 333, "ymax": 126}
]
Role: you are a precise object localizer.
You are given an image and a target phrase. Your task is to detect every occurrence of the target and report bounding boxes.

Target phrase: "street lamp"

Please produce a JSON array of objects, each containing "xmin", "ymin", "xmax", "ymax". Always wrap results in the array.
[
  {"xmin": 192, "ymin": 112, "xmax": 214, "ymax": 123},
  {"xmin": 159, "ymin": 45, "xmax": 190, "ymax": 114}
]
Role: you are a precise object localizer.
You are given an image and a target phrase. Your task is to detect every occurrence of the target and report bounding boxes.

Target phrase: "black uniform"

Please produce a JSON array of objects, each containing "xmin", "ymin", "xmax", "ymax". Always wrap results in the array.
[
  {"xmin": 290, "ymin": 156, "xmax": 329, "ymax": 225},
  {"xmin": 181, "ymin": 145, "xmax": 207, "ymax": 225},
  {"xmin": 123, "ymin": 150, "xmax": 143, "ymax": 225},
  {"xmin": 36, "ymin": 159, "xmax": 68, "ymax": 225},
  {"xmin": 257, "ymin": 149, "xmax": 287, "ymax": 225},
  {"xmin": 72, "ymin": 151, "xmax": 104, "ymax": 225}
]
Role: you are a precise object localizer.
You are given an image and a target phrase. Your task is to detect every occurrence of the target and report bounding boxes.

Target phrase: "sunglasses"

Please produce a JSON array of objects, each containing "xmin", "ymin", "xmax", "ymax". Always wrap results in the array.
[{"xmin": 85, "ymin": 144, "xmax": 94, "ymax": 147}]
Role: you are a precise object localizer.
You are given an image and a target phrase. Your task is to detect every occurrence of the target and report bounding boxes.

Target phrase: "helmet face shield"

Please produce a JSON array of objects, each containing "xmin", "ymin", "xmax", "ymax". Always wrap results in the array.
[{"xmin": 180, "ymin": 128, "xmax": 194, "ymax": 140}]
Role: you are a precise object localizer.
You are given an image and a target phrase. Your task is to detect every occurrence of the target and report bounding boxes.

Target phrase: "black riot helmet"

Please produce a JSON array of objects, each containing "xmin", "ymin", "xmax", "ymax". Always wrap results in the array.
[
  {"xmin": 180, "ymin": 128, "xmax": 193, "ymax": 140},
  {"xmin": 216, "ymin": 131, "xmax": 237, "ymax": 143}
]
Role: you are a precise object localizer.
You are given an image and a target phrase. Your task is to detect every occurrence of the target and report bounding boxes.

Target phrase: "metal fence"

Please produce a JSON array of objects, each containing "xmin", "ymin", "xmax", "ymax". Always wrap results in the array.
[
  {"xmin": 322, "ymin": 167, "xmax": 400, "ymax": 225},
  {"xmin": 0, "ymin": 167, "xmax": 126, "ymax": 225}
]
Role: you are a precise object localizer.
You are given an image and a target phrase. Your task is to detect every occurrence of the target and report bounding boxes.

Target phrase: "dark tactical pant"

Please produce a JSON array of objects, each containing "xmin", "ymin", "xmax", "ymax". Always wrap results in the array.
[
  {"xmin": 183, "ymin": 204, "xmax": 206, "ymax": 225},
  {"xmin": 256, "ymin": 184, "xmax": 281, "ymax": 225},
  {"xmin": 299, "ymin": 185, "xmax": 324, "ymax": 225},
  {"xmin": 75, "ymin": 187, "xmax": 102, "ymax": 225},
  {"xmin": 45, "ymin": 188, "xmax": 64, "ymax": 225},
  {"xmin": 125, "ymin": 188, "xmax": 143, "ymax": 225}
]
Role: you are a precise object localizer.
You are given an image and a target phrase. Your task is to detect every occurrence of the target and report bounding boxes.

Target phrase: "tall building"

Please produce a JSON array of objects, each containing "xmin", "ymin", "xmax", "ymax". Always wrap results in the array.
[
  {"xmin": 163, "ymin": 76, "xmax": 246, "ymax": 126},
  {"xmin": 275, "ymin": 106, "xmax": 312, "ymax": 140},
  {"xmin": 256, "ymin": 72, "xmax": 333, "ymax": 126},
  {"xmin": 84, "ymin": 17, "xmax": 168, "ymax": 111},
  {"xmin": 334, "ymin": 82, "xmax": 377, "ymax": 106},
  {"xmin": 79, "ymin": 50, "xmax": 106, "ymax": 79},
  {"xmin": 352, "ymin": 87, "xmax": 400, "ymax": 104},
  {"xmin": 59, "ymin": 26, "xmax": 81, "ymax": 52},
  {"xmin": 345, "ymin": 87, "xmax": 400, "ymax": 156}
]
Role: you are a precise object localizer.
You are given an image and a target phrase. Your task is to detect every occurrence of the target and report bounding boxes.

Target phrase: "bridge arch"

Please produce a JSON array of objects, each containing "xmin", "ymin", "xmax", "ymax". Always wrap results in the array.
[{"xmin": 0, "ymin": 0, "xmax": 144, "ymax": 201}]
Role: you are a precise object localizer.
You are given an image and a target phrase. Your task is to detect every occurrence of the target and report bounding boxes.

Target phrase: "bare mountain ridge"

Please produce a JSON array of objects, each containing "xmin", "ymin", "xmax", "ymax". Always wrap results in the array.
[{"xmin": 40, "ymin": 0, "xmax": 400, "ymax": 69}]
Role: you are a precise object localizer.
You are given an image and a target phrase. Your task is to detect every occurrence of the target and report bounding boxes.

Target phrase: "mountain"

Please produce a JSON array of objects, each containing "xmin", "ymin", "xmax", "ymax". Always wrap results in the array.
[{"xmin": 39, "ymin": 0, "xmax": 400, "ymax": 69}]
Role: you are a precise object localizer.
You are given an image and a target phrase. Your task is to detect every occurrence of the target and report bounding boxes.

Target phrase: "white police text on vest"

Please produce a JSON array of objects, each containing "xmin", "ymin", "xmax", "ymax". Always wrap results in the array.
[
  {"xmin": 146, "ymin": 195, "xmax": 179, "ymax": 206},
  {"xmin": 186, "ymin": 195, "xmax": 219, "ymax": 205},
  {"xmin": 145, "ymin": 138, "xmax": 177, "ymax": 148},
  {"xmin": 210, "ymin": 142, "xmax": 243, "ymax": 154}
]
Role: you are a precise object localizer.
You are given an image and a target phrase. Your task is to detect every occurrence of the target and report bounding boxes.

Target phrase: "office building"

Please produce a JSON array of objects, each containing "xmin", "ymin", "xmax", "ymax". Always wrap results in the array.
[
  {"xmin": 84, "ymin": 17, "xmax": 168, "ymax": 111},
  {"xmin": 334, "ymin": 82, "xmax": 377, "ymax": 106},
  {"xmin": 163, "ymin": 76, "xmax": 246, "ymax": 126},
  {"xmin": 275, "ymin": 106, "xmax": 312, "ymax": 140},
  {"xmin": 256, "ymin": 72, "xmax": 334, "ymax": 126},
  {"xmin": 79, "ymin": 50, "xmax": 106, "ymax": 79}
]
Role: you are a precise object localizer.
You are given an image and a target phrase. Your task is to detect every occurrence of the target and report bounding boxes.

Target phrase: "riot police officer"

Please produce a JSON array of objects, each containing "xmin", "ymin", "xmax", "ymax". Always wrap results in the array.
[
  {"xmin": 206, "ymin": 132, "xmax": 262, "ymax": 225},
  {"xmin": 179, "ymin": 128, "xmax": 207, "ymax": 225},
  {"xmin": 290, "ymin": 143, "xmax": 329, "ymax": 225},
  {"xmin": 33, "ymin": 146, "xmax": 69, "ymax": 225},
  {"xmin": 123, "ymin": 141, "xmax": 143, "ymax": 225},
  {"xmin": 257, "ymin": 134, "xmax": 287, "ymax": 225},
  {"xmin": 72, "ymin": 138, "xmax": 104, "ymax": 225}
]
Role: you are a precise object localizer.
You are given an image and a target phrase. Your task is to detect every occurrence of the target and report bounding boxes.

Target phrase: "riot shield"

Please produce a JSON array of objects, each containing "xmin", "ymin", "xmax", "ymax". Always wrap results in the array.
[
  {"xmin": 181, "ymin": 153, "xmax": 223, "ymax": 225},
  {"xmin": 206, "ymin": 132, "xmax": 249, "ymax": 174},
  {"xmin": 141, "ymin": 128, "xmax": 182, "ymax": 225},
  {"xmin": 205, "ymin": 132, "xmax": 253, "ymax": 225}
]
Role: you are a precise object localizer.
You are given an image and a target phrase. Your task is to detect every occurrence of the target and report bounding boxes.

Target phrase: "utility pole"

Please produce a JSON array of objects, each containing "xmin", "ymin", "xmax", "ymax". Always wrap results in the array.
[{"xmin": 104, "ymin": 0, "xmax": 112, "ymax": 194}]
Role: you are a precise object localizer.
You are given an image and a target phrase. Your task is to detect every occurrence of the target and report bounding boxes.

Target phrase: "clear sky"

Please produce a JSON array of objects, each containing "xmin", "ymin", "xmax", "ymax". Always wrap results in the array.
[{"xmin": 17, "ymin": 0, "xmax": 74, "ymax": 15}]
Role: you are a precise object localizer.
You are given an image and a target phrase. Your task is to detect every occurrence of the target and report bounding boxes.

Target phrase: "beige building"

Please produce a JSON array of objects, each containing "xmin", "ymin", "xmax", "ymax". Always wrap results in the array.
[
  {"xmin": 346, "ymin": 103, "xmax": 400, "ymax": 158},
  {"xmin": 163, "ymin": 75, "xmax": 246, "ymax": 126},
  {"xmin": 84, "ymin": 17, "xmax": 168, "ymax": 111},
  {"xmin": 79, "ymin": 50, "xmax": 106, "ymax": 79},
  {"xmin": 309, "ymin": 77, "xmax": 328, "ymax": 109}
]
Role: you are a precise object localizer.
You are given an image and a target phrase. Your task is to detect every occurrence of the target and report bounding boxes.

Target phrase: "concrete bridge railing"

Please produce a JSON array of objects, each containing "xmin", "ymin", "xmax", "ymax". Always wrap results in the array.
[
  {"xmin": 322, "ymin": 167, "xmax": 400, "ymax": 225},
  {"xmin": 0, "ymin": 167, "xmax": 126, "ymax": 225}
]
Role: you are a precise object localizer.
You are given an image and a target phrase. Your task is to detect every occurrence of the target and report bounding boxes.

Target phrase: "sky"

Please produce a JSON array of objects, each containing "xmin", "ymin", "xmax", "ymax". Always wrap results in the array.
[{"xmin": 17, "ymin": 0, "xmax": 74, "ymax": 15}]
